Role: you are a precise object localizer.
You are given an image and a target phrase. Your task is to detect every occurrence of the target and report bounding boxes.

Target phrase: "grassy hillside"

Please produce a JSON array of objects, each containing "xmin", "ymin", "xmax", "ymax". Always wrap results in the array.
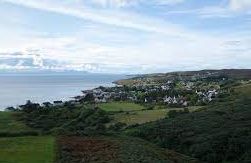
[
  {"xmin": 0, "ymin": 112, "xmax": 54, "ymax": 163},
  {"xmin": 0, "ymin": 106, "xmax": 199, "ymax": 163},
  {"xmin": 57, "ymin": 136, "xmax": 198, "ymax": 163},
  {"xmin": 0, "ymin": 112, "xmax": 31, "ymax": 132},
  {"xmin": 0, "ymin": 136, "xmax": 55, "ymax": 163},
  {"xmin": 126, "ymin": 84, "xmax": 251, "ymax": 163},
  {"xmin": 236, "ymin": 83, "xmax": 251, "ymax": 95},
  {"xmin": 0, "ymin": 106, "xmax": 197, "ymax": 163},
  {"xmin": 0, "ymin": 111, "xmax": 38, "ymax": 137}
]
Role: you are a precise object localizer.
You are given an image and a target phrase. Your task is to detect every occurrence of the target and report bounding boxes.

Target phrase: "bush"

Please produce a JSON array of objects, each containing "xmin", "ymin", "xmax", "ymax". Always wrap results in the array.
[
  {"xmin": 108, "ymin": 122, "xmax": 127, "ymax": 131},
  {"xmin": 19, "ymin": 105, "xmax": 111, "ymax": 136},
  {"xmin": 0, "ymin": 131, "xmax": 39, "ymax": 137},
  {"xmin": 167, "ymin": 108, "xmax": 189, "ymax": 118},
  {"xmin": 146, "ymin": 105, "xmax": 154, "ymax": 110}
]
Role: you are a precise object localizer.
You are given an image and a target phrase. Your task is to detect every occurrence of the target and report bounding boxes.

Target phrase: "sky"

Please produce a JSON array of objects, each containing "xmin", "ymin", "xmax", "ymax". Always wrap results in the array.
[{"xmin": 0, "ymin": 0, "xmax": 250, "ymax": 74}]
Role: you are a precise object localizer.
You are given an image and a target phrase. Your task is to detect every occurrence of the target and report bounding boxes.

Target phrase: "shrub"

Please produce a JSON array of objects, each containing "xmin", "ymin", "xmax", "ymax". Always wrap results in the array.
[{"xmin": 0, "ymin": 131, "xmax": 39, "ymax": 137}]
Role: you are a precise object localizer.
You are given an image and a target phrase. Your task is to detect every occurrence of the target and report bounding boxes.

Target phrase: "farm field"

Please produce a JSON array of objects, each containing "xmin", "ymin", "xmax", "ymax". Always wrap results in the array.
[
  {"xmin": 0, "ymin": 136, "xmax": 55, "ymax": 163},
  {"xmin": 99, "ymin": 102, "xmax": 145, "ymax": 112},
  {"xmin": 112, "ymin": 109, "xmax": 168, "ymax": 125},
  {"xmin": 111, "ymin": 106, "xmax": 202, "ymax": 125},
  {"xmin": 236, "ymin": 83, "xmax": 251, "ymax": 95}
]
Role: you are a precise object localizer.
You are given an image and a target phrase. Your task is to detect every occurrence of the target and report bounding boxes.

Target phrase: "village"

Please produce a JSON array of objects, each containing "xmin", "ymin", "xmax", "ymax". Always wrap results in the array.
[{"xmin": 50, "ymin": 77, "xmax": 225, "ymax": 108}]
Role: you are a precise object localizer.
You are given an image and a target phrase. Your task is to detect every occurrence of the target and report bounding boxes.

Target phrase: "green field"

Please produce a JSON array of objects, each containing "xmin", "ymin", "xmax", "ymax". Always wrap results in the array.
[
  {"xmin": 99, "ymin": 102, "xmax": 145, "ymax": 112},
  {"xmin": 0, "ymin": 136, "xmax": 55, "ymax": 163},
  {"xmin": 100, "ymin": 102, "xmax": 174, "ymax": 125},
  {"xmin": 0, "ymin": 112, "xmax": 32, "ymax": 133},
  {"xmin": 236, "ymin": 83, "xmax": 251, "ymax": 95},
  {"xmin": 111, "ymin": 106, "xmax": 202, "ymax": 125},
  {"xmin": 112, "ymin": 109, "xmax": 168, "ymax": 125},
  {"xmin": 0, "ymin": 112, "xmax": 54, "ymax": 163}
]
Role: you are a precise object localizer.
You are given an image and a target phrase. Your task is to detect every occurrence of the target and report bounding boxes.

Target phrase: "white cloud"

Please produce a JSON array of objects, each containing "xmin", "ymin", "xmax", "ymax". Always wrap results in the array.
[
  {"xmin": 89, "ymin": 0, "xmax": 185, "ymax": 8},
  {"xmin": 165, "ymin": 6, "xmax": 233, "ymax": 18},
  {"xmin": 1, "ymin": 33, "xmax": 250, "ymax": 73},
  {"xmin": 229, "ymin": 0, "xmax": 251, "ymax": 11},
  {"xmin": 165, "ymin": 0, "xmax": 251, "ymax": 18},
  {"xmin": 155, "ymin": 0, "xmax": 185, "ymax": 5},
  {"xmin": 90, "ymin": 0, "xmax": 138, "ymax": 8},
  {"xmin": 0, "ymin": 0, "xmax": 188, "ymax": 37}
]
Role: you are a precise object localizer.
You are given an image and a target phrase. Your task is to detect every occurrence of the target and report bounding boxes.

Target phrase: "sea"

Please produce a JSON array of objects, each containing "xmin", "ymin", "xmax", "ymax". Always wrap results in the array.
[{"xmin": 0, "ymin": 73, "xmax": 125, "ymax": 110}]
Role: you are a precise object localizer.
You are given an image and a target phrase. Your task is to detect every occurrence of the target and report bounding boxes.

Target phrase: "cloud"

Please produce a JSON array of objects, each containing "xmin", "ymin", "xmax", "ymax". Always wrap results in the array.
[
  {"xmin": 90, "ymin": 0, "xmax": 138, "ymax": 8},
  {"xmin": 0, "ymin": 0, "xmax": 188, "ymax": 37},
  {"xmin": 155, "ymin": 0, "xmax": 185, "ymax": 5},
  {"xmin": 165, "ymin": 6, "xmax": 233, "ymax": 18},
  {"xmin": 229, "ymin": 0, "xmax": 251, "ymax": 11},
  {"xmin": 0, "ymin": 51, "xmax": 149, "ymax": 73},
  {"xmin": 89, "ymin": 0, "xmax": 185, "ymax": 8},
  {"xmin": 165, "ymin": 0, "xmax": 251, "ymax": 18},
  {"xmin": 1, "ymin": 32, "xmax": 250, "ymax": 73}
]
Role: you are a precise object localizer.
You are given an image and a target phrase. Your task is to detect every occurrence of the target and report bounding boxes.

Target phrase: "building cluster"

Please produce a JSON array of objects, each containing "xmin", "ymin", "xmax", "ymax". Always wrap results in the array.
[
  {"xmin": 71, "ymin": 79, "xmax": 220, "ymax": 107},
  {"xmin": 163, "ymin": 96, "xmax": 188, "ymax": 106},
  {"xmin": 196, "ymin": 89, "xmax": 219, "ymax": 102}
]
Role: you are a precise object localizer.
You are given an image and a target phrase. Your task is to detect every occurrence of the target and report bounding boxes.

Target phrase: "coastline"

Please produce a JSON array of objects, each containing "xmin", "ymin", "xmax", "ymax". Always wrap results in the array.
[{"xmin": 0, "ymin": 74, "xmax": 125, "ymax": 111}]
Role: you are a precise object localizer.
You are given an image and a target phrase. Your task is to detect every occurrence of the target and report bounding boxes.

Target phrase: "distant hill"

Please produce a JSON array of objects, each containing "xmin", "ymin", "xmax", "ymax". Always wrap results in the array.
[
  {"xmin": 0, "ymin": 69, "xmax": 88, "ymax": 75},
  {"xmin": 116, "ymin": 69, "xmax": 251, "ymax": 85}
]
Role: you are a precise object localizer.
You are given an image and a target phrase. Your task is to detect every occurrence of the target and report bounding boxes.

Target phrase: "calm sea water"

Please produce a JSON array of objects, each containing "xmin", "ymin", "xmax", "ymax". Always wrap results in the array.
[{"xmin": 0, "ymin": 73, "xmax": 124, "ymax": 110}]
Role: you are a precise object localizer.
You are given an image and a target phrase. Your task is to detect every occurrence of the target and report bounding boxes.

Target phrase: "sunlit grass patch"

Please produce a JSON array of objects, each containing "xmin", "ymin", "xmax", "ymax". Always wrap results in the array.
[
  {"xmin": 0, "ymin": 136, "xmax": 55, "ymax": 163},
  {"xmin": 99, "ymin": 102, "xmax": 145, "ymax": 112}
]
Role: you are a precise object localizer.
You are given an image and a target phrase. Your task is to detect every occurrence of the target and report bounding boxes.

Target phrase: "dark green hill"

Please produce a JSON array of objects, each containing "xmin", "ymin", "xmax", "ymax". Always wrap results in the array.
[{"xmin": 125, "ymin": 84, "xmax": 251, "ymax": 163}]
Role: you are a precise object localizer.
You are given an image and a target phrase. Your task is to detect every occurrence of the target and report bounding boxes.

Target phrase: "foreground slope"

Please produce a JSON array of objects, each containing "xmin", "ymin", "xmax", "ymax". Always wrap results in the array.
[{"xmin": 1, "ymin": 104, "xmax": 197, "ymax": 163}]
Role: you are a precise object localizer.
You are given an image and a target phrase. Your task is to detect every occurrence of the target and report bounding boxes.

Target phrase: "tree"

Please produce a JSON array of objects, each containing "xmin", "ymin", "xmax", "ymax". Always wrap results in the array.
[
  {"xmin": 80, "ymin": 93, "xmax": 95, "ymax": 103},
  {"xmin": 19, "ymin": 100, "xmax": 40, "ymax": 113},
  {"xmin": 167, "ymin": 110, "xmax": 178, "ymax": 118},
  {"xmin": 5, "ymin": 106, "xmax": 16, "ymax": 112}
]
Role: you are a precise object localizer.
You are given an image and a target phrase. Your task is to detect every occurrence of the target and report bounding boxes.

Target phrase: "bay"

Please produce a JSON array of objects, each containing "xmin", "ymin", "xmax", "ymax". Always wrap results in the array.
[{"xmin": 0, "ymin": 73, "xmax": 124, "ymax": 110}]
